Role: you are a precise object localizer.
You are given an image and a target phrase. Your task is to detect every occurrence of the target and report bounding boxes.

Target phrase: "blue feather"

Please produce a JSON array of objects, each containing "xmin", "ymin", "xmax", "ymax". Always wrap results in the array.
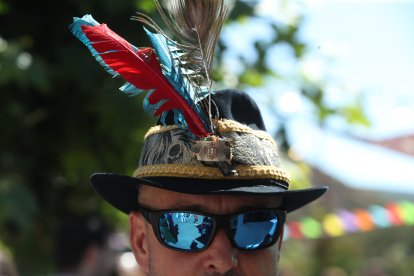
[
  {"xmin": 69, "ymin": 15, "xmax": 146, "ymax": 97},
  {"xmin": 70, "ymin": 15, "xmax": 118, "ymax": 77},
  {"xmin": 70, "ymin": 15, "xmax": 211, "ymax": 134},
  {"xmin": 144, "ymin": 28, "xmax": 211, "ymax": 132},
  {"xmin": 119, "ymin": 83, "xmax": 153, "ymax": 97}
]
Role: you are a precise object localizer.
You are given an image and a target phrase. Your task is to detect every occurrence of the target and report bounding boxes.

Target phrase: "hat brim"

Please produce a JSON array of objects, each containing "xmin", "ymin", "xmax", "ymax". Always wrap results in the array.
[{"xmin": 90, "ymin": 173, "xmax": 328, "ymax": 214}]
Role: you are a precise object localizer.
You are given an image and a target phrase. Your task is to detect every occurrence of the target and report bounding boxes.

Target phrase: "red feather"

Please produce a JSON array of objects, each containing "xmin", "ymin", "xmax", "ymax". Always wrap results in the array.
[{"xmin": 81, "ymin": 24, "xmax": 209, "ymax": 137}]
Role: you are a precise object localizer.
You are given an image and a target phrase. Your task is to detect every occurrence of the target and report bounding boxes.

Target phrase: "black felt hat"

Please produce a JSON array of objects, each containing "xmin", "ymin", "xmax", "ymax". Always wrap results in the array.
[
  {"xmin": 70, "ymin": 4, "xmax": 327, "ymax": 215},
  {"xmin": 91, "ymin": 89, "xmax": 328, "ymax": 214}
]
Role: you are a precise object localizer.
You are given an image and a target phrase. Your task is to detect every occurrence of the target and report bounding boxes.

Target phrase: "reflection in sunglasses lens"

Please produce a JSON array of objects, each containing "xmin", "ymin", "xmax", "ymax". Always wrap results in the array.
[
  {"xmin": 231, "ymin": 211, "xmax": 278, "ymax": 249},
  {"xmin": 159, "ymin": 213, "xmax": 214, "ymax": 250},
  {"xmin": 158, "ymin": 210, "xmax": 279, "ymax": 251}
]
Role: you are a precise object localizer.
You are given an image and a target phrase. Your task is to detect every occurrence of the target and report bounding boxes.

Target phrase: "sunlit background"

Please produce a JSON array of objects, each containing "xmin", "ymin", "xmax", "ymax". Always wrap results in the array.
[
  {"xmin": 224, "ymin": 0, "xmax": 414, "ymax": 193},
  {"xmin": 1, "ymin": 0, "xmax": 413, "ymax": 275}
]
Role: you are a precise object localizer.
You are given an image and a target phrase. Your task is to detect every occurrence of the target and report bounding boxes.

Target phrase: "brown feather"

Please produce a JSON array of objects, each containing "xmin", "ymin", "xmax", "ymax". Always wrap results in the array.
[{"xmin": 133, "ymin": 0, "xmax": 228, "ymax": 87}]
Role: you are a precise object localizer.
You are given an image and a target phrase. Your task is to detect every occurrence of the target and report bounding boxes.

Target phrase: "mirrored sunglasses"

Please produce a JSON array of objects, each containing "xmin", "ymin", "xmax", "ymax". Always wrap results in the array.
[{"xmin": 138, "ymin": 206, "xmax": 286, "ymax": 252}]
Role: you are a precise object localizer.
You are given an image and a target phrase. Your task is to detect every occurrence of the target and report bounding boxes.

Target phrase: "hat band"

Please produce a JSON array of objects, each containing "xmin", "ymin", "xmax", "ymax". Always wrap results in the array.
[
  {"xmin": 133, "ymin": 164, "xmax": 291, "ymax": 185},
  {"xmin": 144, "ymin": 119, "xmax": 277, "ymax": 144}
]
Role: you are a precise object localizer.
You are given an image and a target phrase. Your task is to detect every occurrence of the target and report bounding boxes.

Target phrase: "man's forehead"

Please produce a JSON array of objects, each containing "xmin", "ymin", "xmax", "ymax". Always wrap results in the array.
[{"xmin": 138, "ymin": 185, "xmax": 282, "ymax": 213}]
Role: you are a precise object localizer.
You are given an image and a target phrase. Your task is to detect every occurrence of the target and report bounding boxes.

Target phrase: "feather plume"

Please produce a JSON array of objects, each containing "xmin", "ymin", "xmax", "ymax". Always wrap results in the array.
[
  {"xmin": 133, "ymin": 0, "xmax": 228, "ymax": 90},
  {"xmin": 69, "ymin": 15, "xmax": 210, "ymax": 137},
  {"xmin": 144, "ymin": 28, "xmax": 211, "ymax": 130},
  {"xmin": 70, "ymin": 15, "xmax": 146, "ymax": 96}
]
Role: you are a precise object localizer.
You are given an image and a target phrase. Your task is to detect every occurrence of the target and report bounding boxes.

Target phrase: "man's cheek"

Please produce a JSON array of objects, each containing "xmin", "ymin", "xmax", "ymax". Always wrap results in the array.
[{"xmin": 238, "ymin": 247, "xmax": 280, "ymax": 276}]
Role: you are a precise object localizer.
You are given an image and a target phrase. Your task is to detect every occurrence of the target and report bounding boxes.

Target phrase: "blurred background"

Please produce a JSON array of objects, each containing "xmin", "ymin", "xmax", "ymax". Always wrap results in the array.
[{"xmin": 1, "ymin": 0, "xmax": 413, "ymax": 275}]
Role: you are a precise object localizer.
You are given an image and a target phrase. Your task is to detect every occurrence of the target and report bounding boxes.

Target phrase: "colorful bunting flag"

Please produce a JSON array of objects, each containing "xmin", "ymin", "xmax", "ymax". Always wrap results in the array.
[{"xmin": 283, "ymin": 200, "xmax": 414, "ymax": 240}]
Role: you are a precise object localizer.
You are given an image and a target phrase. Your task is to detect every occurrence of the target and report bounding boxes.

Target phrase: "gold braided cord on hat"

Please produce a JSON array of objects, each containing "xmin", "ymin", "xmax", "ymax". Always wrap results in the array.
[
  {"xmin": 214, "ymin": 119, "xmax": 279, "ymax": 148},
  {"xmin": 143, "ymin": 125, "xmax": 180, "ymax": 140},
  {"xmin": 144, "ymin": 119, "xmax": 277, "ymax": 147},
  {"xmin": 133, "ymin": 164, "xmax": 291, "ymax": 185}
]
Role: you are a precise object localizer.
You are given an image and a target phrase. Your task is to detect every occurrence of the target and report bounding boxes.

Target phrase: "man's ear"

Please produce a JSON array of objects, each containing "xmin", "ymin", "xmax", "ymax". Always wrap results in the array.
[{"xmin": 129, "ymin": 211, "xmax": 150, "ymax": 273}]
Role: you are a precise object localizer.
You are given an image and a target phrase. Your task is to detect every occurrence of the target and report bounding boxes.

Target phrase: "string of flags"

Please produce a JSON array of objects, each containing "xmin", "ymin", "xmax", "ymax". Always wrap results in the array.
[{"xmin": 283, "ymin": 200, "xmax": 414, "ymax": 240}]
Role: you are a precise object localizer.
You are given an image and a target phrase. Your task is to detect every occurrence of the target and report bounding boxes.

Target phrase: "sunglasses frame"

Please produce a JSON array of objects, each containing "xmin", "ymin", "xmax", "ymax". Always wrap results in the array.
[{"xmin": 138, "ymin": 205, "xmax": 286, "ymax": 253}]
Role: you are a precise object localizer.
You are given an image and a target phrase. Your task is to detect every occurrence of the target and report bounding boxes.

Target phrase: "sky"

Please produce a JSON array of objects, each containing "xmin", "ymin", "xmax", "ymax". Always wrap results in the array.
[
  {"xmin": 297, "ymin": 0, "xmax": 414, "ymax": 194},
  {"xmin": 301, "ymin": 0, "xmax": 414, "ymax": 138},
  {"xmin": 244, "ymin": 0, "xmax": 414, "ymax": 195}
]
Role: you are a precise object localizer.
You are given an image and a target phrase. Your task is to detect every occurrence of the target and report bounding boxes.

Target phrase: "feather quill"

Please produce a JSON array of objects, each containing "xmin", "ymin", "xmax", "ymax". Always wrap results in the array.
[
  {"xmin": 158, "ymin": 0, "xmax": 227, "ymax": 81},
  {"xmin": 144, "ymin": 28, "xmax": 210, "ymax": 131},
  {"xmin": 69, "ymin": 15, "xmax": 210, "ymax": 137},
  {"xmin": 133, "ymin": 0, "xmax": 229, "ymax": 133},
  {"xmin": 70, "ymin": 15, "xmax": 146, "ymax": 97},
  {"xmin": 133, "ymin": 0, "xmax": 229, "ymax": 99}
]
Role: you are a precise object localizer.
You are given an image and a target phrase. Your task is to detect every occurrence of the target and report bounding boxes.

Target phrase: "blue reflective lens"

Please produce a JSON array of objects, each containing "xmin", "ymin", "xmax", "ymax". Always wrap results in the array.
[
  {"xmin": 159, "ymin": 212, "xmax": 214, "ymax": 250},
  {"xmin": 230, "ymin": 210, "xmax": 279, "ymax": 249},
  {"xmin": 157, "ymin": 210, "xmax": 280, "ymax": 251}
]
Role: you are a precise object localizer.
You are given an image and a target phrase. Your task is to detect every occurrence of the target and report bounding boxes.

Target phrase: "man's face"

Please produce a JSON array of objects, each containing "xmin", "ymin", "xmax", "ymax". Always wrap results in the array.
[{"xmin": 129, "ymin": 185, "xmax": 283, "ymax": 276}]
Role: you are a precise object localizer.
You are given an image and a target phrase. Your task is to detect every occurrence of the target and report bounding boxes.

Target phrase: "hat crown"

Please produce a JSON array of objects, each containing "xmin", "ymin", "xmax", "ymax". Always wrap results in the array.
[{"xmin": 136, "ymin": 90, "xmax": 290, "ymax": 187}]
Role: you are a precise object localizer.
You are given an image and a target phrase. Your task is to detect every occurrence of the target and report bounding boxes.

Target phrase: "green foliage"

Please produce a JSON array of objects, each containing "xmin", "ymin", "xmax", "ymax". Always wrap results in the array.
[
  {"xmin": 0, "ymin": 0, "xmax": 385, "ymax": 275},
  {"xmin": 0, "ymin": 0, "xmax": 153, "ymax": 273},
  {"xmin": 134, "ymin": 0, "xmax": 156, "ymax": 13},
  {"xmin": 281, "ymin": 226, "xmax": 414, "ymax": 275},
  {"xmin": 341, "ymin": 102, "xmax": 371, "ymax": 126},
  {"xmin": 0, "ymin": 0, "xmax": 9, "ymax": 14},
  {"xmin": 283, "ymin": 158, "xmax": 313, "ymax": 190},
  {"xmin": 239, "ymin": 68, "xmax": 265, "ymax": 87}
]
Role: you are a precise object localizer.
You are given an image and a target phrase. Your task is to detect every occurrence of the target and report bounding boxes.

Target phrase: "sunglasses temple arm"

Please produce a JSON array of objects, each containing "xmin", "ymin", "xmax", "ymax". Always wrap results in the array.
[{"xmin": 137, "ymin": 206, "xmax": 152, "ymax": 223}]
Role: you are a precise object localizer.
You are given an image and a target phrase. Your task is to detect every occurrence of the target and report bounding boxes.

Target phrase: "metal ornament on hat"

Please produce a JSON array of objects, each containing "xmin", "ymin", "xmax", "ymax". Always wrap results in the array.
[
  {"xmin": 193, "ymin": 135, "xmax": 235, "ymax": 176},
  {"xmin": 69, "ymin": 0, "xmax": 240, "ymax": 176}
]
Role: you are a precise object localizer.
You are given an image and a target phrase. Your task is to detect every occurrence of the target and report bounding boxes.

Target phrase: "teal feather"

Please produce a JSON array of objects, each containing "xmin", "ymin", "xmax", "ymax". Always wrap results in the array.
[
  {"xmin": 69, "ymin": 14, "xmax": 146, "ymax": 97},
  {"xmin": 70, "ymin": 15, "xmax": 211, "ymax": 135},
  {"xmin": 70, "ymin": 15, "xmax": 117, "ymax": 77},
  {"xmin": 119, "ymin": 83, "xmax": 153, "ymax": 97},
  {"xmin": 144, "ymin": 28, "xmax": 211, "ymax": 132}
]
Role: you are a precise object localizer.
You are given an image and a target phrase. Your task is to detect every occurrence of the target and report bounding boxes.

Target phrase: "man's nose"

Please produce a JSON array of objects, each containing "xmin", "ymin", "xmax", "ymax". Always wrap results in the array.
[{"xmin": 201, "ymin": 229, "xmax": 238, "ymax": 274}]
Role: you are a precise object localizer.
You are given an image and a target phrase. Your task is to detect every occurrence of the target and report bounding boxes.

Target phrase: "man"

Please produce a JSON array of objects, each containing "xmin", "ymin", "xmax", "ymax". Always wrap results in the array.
[{"xmin": 70, "ymin": 1, "xmax": 327, "ymax": 275}]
